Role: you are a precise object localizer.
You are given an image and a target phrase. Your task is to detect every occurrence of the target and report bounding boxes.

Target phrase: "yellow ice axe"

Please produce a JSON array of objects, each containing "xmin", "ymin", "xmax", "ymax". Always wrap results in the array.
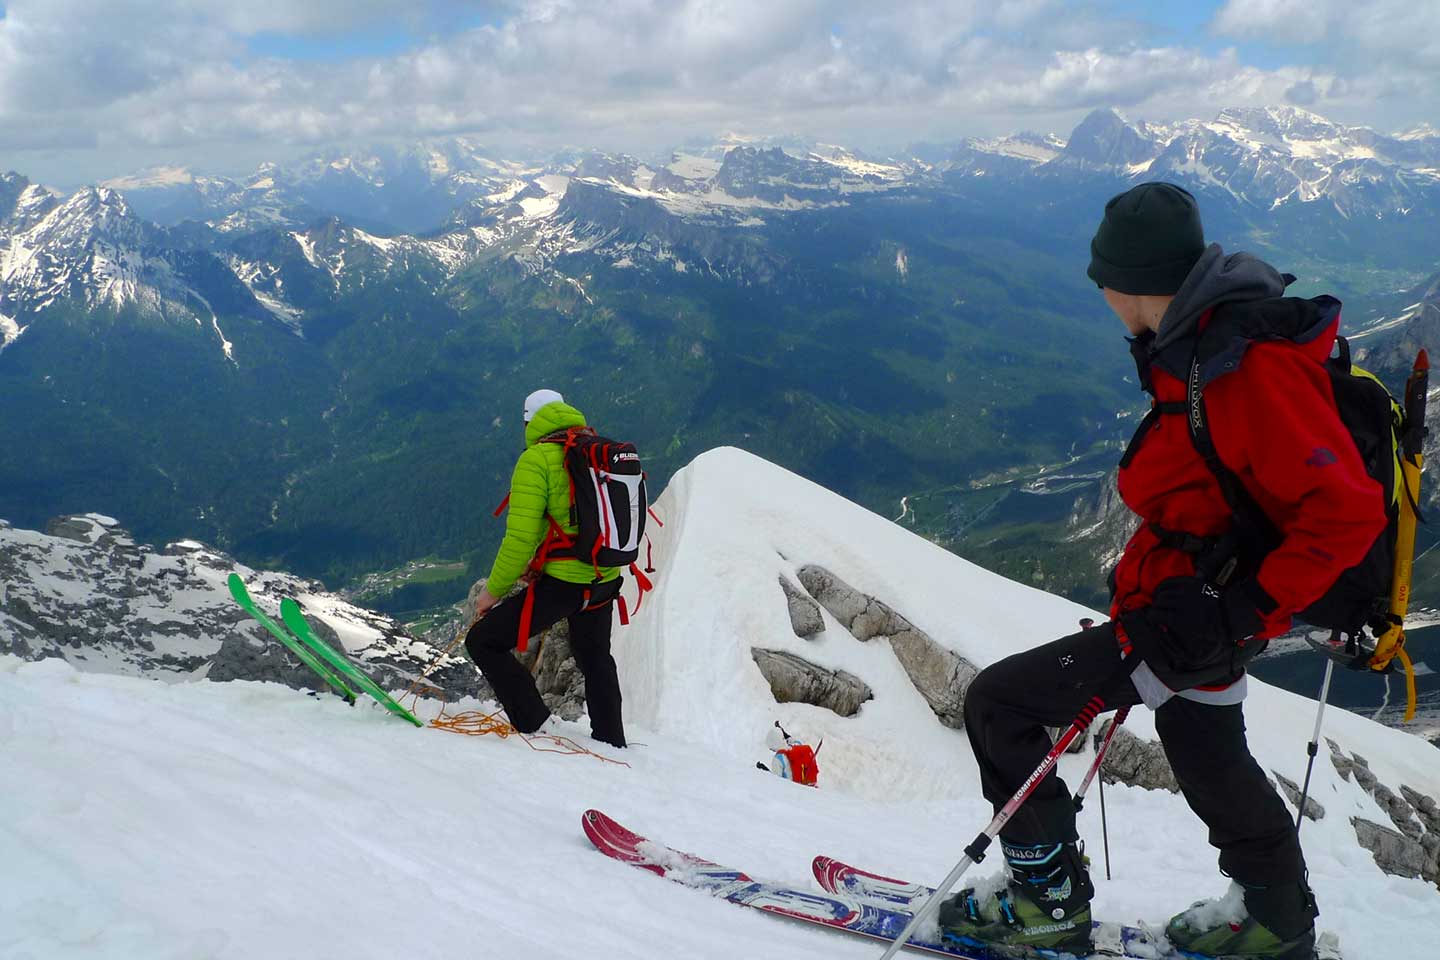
[{"xmin": 1369, "ymin": 350, "xmax": 1428, "ymax": 721}]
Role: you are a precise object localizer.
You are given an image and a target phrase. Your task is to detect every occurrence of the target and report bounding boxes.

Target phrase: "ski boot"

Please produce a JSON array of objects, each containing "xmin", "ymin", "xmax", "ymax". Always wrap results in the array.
[
  {"xmin": 1166, "ymin": 880, "xmax": 1318, "ymax": 959},
  {"xmin": 937, "ymin": 840, "xmax": 1094, "ymax": 953}
]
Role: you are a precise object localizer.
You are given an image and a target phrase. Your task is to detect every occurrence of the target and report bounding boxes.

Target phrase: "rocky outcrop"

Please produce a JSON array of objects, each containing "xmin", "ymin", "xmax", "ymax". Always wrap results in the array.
[
  {"xmin": 0, "ymin": 514, "xmax": 481, "ymax": 700},
  {"xmin": 1096, "ymin": 719, "xmax": 1179, "ymax": 794},
  {"xmin": 512, "ymin": 622, "xmax": 586, "ymax": 721},
  {"xmin": 750, "ymin": 648, "xmax": 873, "ymax": 717},
  {"xmin": 796, "ymin": 565, "xmax": 976, "ymax": 728},
  {"xmin": 1352, "ymin": 818, "xmax": 1430, "ymax": 880},
  {"xmin": 1329, "ymin": 740, "xmax": 1440, "ymax": 889},
  {"xmin": 1272, "ymin": 771, "xmax": 1325, "ymax": 823},
  {"xmin": 779, "ymin": 576, "xmax": 824, "ymax": 639}
]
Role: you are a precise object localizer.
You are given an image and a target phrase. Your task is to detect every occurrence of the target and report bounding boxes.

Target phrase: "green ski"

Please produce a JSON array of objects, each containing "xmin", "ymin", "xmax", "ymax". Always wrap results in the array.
[
  {"xmin": 280, "ymin": 597, "xmax": 424, "ymax": 727},
  {"xmin": 227, "ymin": 573, "xmax": 359, "ymax": 704}
]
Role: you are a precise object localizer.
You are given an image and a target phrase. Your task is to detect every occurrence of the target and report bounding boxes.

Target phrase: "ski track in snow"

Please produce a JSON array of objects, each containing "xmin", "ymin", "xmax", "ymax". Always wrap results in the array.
[{"xmin": 3, "ymin": 448, "xmax": 1440, "ymax": 959}]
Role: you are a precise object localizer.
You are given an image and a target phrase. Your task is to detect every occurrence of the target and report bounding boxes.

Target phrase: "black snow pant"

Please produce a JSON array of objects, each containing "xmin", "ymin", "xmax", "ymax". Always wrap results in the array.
[
  {"xmin": 465, "ymin": 575, "xmax": 626, "ymax": 748},
  {"xmin": 963, "ymin": 622, "xmax": 1314, "ymax": 935}
]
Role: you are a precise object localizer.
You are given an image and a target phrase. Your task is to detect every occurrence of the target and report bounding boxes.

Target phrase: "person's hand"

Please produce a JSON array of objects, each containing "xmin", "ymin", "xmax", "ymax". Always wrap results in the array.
[{"xmin": 473, "ymin": 587, "xmax": 501, "ymax": 619}]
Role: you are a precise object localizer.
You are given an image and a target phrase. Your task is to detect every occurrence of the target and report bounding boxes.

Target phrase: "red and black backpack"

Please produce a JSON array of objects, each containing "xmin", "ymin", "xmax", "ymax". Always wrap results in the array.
[
  {"xmin": 541, "ymin": 427, "xmax": 649, "ymax": 573},
  {"xmin": 499, "ymin": 426, "xmax": 657, "ymax": 650}
]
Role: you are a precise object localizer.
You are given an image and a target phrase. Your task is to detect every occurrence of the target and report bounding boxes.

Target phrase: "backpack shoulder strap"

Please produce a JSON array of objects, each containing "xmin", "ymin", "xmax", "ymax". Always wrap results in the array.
[{"xmin": 1183, "ymin": 344, "xmax": 1278, "ymax": 586}]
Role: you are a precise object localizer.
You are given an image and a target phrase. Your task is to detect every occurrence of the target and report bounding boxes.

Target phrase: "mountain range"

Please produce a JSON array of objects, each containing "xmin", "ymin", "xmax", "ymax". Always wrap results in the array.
[{"xmin": 2, "ymin": 105, "xmax": 1438, "ymax": 612}]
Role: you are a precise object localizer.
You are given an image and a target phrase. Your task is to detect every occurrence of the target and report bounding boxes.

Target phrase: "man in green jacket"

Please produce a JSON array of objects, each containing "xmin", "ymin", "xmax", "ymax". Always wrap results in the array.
[{"xmin": 465, "ymin": 389, "xmax": 626, "ymax": 748}]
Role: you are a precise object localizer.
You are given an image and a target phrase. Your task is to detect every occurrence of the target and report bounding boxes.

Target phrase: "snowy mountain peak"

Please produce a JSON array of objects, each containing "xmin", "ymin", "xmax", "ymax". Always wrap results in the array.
[
  {"xmin": 1398, "ymin": 123, "xmax": 1440, "ymax": 142},
  {"xmin": 1055, "ymin": 108, "xmax": 1158, "ymax": 168}
]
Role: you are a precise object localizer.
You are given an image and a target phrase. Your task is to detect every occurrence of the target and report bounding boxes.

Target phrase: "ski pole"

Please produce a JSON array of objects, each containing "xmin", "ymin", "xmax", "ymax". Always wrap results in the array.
[
  {"xmin": 1295, "ymin": 658, "xmax": 1335, "ymax": 834},
  {"xmin": 876, "ymin": 694, "xmax": 1112, "ymax": 960},
  {"xmin": 1072, "ymin": 705, "xmax": 1128, "ymax": 880},
  {"xmin": 1073, "ymin": 706, "xmax": 1128, "ymax": 809}
]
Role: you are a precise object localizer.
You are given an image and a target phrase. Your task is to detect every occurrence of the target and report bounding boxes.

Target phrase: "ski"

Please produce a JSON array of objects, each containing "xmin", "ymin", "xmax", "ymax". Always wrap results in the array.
[
  {"xmin": 227, "ymin": 573, "xmax": 359, "ymax": 703},
  {"xmin": 583, "ymin": 810, "xmax": 1162, "ymax": 958},
  {"xmin": 279, "ymin": 597, "xmax": 424, "ymax": 727},
  {"xmin": 811, "ymin": 856, "xmax": 1342, "ymax": 960},
  {"xmin": 583, "ymin": 808, "xmax": 1004, "ymax": 958}
]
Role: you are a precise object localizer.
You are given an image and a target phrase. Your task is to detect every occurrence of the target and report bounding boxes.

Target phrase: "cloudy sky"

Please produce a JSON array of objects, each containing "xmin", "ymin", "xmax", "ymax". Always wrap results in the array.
[{"xmin": 1, "ymin": 0, "xmax": 1436, "ymax": 186}]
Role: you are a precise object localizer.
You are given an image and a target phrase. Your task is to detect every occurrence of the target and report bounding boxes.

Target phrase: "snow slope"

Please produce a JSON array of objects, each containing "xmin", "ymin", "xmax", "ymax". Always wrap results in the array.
[{"xmin": 3, "ymin": 447, "xmax": 1439, "ymax": 959}]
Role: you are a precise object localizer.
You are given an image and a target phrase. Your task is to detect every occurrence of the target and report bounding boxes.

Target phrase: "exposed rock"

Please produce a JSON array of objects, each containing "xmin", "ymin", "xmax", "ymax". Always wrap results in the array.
[
  {"xmin": 1326, "ymin": 744, "xmax": 1440, "ymax": 888},
  {"xmin": 1327, "ymin": 739, "xmax": 1354, "ymax": 781},
  {"xmin": 514, "ymin": 620, "xmax": 586, "ymax": 721},
  {"xmin": 1401, "ymin": 784, "xmax": 1440, "ymax": 834},
  {"xmin": 1272, "ymin": 771, "xmax": 1325, "ymax": 822},
  {"xmin": 0, "ymin": 514, "xmax": 481, "ymax": 701},
  {"xmin": 1097, "ymin": 720, "xmax": 1179, "ymax": 793},
  {"xmin": 779, "ymin": 576, "xmax": 824, "ymax": 639},
  {"xmin": 1352, "ymin": 817, "xmax": 1428, "ymax": 879},
  {"xmin": 796, "ymin": 564, "xmax": 976, "ymax": 728},
  {"xmin": 751, "ymin": 648, "xmax": 873, "ymax": 717},
  {"xmin": 797, "ymin": 566, "xmax": 871, "ymax": 632}
]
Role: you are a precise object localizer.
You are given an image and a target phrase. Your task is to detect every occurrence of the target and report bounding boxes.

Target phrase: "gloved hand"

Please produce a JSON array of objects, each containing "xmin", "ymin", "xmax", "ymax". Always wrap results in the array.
[{"xmin": 1148, "ymin": 575, "xmax": 1273, "ymax": 668}]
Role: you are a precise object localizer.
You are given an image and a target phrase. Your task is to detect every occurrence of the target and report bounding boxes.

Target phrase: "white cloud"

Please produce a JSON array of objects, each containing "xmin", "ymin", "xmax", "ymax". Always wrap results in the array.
[
  {"xmin": 1212, "ymin": 0, "xmax": 1440, "ymax": 116},
  {"xmin": 0, "ymin": 0, "xmax": 1434, "ymax": 184}
]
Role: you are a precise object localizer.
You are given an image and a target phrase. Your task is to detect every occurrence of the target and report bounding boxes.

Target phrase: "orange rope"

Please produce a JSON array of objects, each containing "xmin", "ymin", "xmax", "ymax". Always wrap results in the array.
[{"xmin": 397, "ymin": 614, "xmax": 628, "ymax": 767}]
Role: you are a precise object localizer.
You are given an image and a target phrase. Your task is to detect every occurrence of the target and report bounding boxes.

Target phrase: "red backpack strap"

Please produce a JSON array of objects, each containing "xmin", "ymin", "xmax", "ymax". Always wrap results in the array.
[
  {"xmin": 516, "ymin": 581, "xmax": 539, "ymax": 654},
  {"xmin": 515, "ymin": 517, "xmax": 576, "ymax": 652},
  {"xmin": 623, "ymin": 563, "xmax": 654, "ymax": 621}
]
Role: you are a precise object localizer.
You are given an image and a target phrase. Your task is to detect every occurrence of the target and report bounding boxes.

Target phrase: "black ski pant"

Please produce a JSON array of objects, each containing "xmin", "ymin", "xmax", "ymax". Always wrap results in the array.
[
  {"xmin": 465, "ymin": 575, "xmax": 626, "ymax": 748},
  {"xmin": 963, "ymin": 622, "xmax": 1310, "ymax": 928}
]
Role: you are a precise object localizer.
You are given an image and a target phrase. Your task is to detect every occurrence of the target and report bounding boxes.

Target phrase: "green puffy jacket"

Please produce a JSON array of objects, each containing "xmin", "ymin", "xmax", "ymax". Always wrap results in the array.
[{"xmin": 485, "ymin": 400, "xmax": 621, "ymax": 597}]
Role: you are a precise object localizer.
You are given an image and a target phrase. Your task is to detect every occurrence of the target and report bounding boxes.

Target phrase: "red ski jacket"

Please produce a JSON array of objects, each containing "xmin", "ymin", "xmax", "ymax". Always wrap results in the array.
[{"xmin": 1109, "ymin": 308, "xmax": 1386, "ymax": 641}]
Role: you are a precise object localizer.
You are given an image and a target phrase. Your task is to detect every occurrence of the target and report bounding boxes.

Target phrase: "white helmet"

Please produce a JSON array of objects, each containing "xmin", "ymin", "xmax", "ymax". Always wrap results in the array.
[{"xmin": 523, "ymin": 388, "xmax": 564, "ymax": 423}]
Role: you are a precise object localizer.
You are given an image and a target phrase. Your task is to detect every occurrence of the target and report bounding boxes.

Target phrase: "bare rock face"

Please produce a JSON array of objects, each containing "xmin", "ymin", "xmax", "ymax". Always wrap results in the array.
[
  {"xmin": 779, "ymin": 576, "xmax": 824, "ymax": 639},
  {"xmin": 1327, "ymin": 743, "xmax": 1440, "ymax": 889},
  {"xmin": 751, "ymin": 648, "xmax": 873, "ymax": 717},
  {"xmin": 1272, "ymin": 771, "xmax": 1325, "ymax": 822},
  {"xmin": 432, "ymin": 578, "xmax": 588, "ymax": 722},
  {"xmin": 1096, "ymin": 719, "xmax": 1179, "ymax": 794},
  {"xmin": 1352, "ymin": 817, "xmax": 1429, "ymax": 880},
  {"xmin": 514, "ymin": 619, "xmax": 586, "ymax": 722},
  {"xmin": 795, "ymin": 564, "xmax": 976, "ymax": 728},
  {"xmin": 0, "ymin": 514, "xmax": 481, "ymax": 700}
]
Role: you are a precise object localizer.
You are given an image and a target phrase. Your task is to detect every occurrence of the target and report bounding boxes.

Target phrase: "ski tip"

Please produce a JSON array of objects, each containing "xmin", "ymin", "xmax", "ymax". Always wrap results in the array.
[
  {"xmin": 226, "ymin": 572, "xmax": 248, "ymax": 600},
  {"xmin": 1418, "ymin": 349, "xmax": 1430, "ymax": 372}
]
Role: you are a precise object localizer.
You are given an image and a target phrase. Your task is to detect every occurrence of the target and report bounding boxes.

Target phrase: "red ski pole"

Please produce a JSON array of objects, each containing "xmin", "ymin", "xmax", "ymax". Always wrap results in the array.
[
  {"xmin": 876, "ymin": 694, "xmax": 1113, "ymax": 960},
  {"xmin": 1072, "ymin": 705, "xmax": 1129, "ymax": 881}
]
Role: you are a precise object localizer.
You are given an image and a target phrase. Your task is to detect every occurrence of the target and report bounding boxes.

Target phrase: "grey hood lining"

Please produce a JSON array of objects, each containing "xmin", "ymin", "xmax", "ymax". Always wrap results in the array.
[{"xmin": 1151, "ymin": 244, "xmax": 1289, "ymax": 355}]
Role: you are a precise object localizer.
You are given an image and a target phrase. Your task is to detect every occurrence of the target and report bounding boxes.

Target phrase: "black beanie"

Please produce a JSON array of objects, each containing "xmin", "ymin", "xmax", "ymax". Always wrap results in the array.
[{"xmin": 1087, "ymin": 182, "xmax": 1205, "ymax": 295}]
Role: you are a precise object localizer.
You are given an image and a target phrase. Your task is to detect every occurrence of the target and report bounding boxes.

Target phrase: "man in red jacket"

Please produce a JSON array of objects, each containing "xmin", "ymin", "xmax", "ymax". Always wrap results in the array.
[{"xmin": 939, "ymin": 182, "xmax": 1386, "ymax": 959}]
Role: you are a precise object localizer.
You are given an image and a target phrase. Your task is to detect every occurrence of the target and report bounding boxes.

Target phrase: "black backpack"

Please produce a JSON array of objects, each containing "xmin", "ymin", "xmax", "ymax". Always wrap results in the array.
[
  {"xmin": 1182, "ymin": 294, "xmax": 1408, "ymax": 638},
  {"xmin": 540, "ymin": 426, "xmax": 649, "ymax": 571}
]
